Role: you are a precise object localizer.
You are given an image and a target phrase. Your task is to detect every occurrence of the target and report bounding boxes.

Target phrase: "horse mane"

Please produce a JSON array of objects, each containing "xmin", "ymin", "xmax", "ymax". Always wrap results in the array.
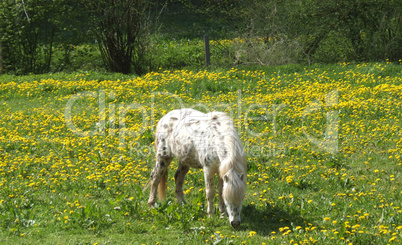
[
  {"xmin": 207, "ymin": 112, "xmax": 247, "ymax": 182},
  {"xmin": 222, "ymin": 168, "xmax": 246, "ymax": 204}
]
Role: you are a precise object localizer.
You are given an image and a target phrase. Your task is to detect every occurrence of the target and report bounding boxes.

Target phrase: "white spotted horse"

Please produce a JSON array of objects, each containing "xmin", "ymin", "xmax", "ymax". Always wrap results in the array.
[{"xmin": 145, "ymin": 108, "xmax": 247, "ymax": 228}]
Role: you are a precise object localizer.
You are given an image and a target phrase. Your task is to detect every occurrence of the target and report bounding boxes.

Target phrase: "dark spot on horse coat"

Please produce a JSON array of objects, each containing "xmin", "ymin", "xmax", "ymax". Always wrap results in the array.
[{"xmin": 214, "ymin": 126, "xmax": 221, "ymax": 135}]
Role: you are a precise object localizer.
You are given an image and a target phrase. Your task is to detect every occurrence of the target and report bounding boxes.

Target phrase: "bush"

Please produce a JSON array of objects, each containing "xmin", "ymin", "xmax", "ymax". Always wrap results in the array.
[{"xmin": 229, "ymin": 36, "xmax": 301, "ymax": 66}]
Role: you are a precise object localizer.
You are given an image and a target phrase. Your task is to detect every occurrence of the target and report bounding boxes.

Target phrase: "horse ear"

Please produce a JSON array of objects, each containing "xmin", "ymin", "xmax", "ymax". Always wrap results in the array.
[
  {"xmin": 240, "ymin": 173, "xmax": 244, "ymax": 181},
  {"xmin": 223, "ymin": 174, "xmax": 229, "ymax": 183}
]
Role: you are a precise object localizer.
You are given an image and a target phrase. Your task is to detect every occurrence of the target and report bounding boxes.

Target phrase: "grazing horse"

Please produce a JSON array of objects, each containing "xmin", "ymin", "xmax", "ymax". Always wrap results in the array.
[{"xmin": 146, "ymin": 108, "xmax": 247, "ymax": 228}]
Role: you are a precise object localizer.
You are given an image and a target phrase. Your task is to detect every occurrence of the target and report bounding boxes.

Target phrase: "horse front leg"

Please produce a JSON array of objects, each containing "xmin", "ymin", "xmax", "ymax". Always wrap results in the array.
[
  {"xmin": 218, "ymin": 177, "xmax": 226, "ymax": 216},
  {"xmin": 203, "ymin": 167, "xmax": 215, "ymax": 216},
  {"xmin": 174, "ymin": 163, "xmax": 190, "ymax": 204}
]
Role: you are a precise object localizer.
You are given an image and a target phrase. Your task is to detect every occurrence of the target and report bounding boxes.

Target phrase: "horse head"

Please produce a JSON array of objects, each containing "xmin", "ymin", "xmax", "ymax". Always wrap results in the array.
[{"xmin": 222, "ymin": 169, "xmax": 246, "ymax": 228}]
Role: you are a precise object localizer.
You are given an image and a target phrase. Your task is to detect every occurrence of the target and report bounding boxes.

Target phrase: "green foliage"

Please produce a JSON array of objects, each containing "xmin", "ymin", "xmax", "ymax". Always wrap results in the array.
[
  {"xmin": 52, "ymin": 44, "xmax": 104, "ymax": 73},
  {"xmin": 1, "ymin": 1, "xmax": 401, "ymax": 75},
  {"xmin": 188, "ymin": 0, "xmax": 402, "ymax": 64},
  {"xmin": 0, "ymin": 0, "xmax": 77, "ymax": 74},
  {"xmin": 296, "ymin": 0, "xmax": 402, "ymax": 62},
  {"xmin": 144, "ymin": 37, "xmax": 204, "ymax": 71}
]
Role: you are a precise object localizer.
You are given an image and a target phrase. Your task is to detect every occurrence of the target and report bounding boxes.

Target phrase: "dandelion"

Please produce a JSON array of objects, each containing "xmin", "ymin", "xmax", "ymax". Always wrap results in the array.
[
  {"xmin": 248, "ymin": 231, "xmax": 257, "ymax": 237},
  {"xmin": 389, "ymin": 237, "xmax": 397, "ymax": 242}
]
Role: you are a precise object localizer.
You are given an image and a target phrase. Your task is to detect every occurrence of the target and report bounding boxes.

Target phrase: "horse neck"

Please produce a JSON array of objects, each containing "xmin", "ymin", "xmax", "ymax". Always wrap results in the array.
[{"xmin": 219, "ymin": 133, "xmax": 245, "ymax": 170}]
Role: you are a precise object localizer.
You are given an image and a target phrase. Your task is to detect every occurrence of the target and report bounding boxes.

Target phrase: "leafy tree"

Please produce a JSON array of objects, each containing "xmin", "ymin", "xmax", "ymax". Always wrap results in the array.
[
  {"xmin": 0, "ymin": 0, "xmax": 72, "ymax": 74},
  {"xmin": 82, "ymin": 0, "xmax": 151, "ymax": 74}
]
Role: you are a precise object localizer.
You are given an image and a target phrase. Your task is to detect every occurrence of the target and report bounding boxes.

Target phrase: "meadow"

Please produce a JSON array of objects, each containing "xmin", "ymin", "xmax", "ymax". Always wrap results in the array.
[{"xmin": 0, "ymin": 62, "xmax": 401, "ymax": 244}]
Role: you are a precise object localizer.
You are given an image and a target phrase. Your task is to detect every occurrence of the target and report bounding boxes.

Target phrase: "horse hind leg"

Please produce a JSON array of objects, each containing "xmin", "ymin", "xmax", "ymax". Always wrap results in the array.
[
  {"xmin": 174, "ymin": 163, "xmax": 190, "ymax": 204},
  {"xmin": 147, "ymin": 157, "xmax": 172, "ymax": 207},
  {"xmin": 148, "ymin": 131, "xmax": 172, "ymax": 207}
]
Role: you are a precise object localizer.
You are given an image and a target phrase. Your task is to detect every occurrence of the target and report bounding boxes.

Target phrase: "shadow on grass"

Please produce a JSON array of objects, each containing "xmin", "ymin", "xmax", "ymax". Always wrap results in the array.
[{"xmin": 239, "ymin": 203, "xmax": 312, "ymax": 236}]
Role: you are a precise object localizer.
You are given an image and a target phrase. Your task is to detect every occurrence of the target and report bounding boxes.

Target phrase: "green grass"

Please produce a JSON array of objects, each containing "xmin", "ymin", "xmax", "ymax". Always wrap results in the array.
[{"xmin": 0, "ymin": 62, "xmax": 401, "ymax": 244}]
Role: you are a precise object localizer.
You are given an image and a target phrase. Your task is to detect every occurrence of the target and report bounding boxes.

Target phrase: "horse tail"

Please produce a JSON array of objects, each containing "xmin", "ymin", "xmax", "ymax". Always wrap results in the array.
[
  {"xmin": 158, "ymin": 170, "xmax": 168, "ymax": 200},
  {"xmin": 155, "ymin": 124, "xmax": 166, "ymax": 200}
]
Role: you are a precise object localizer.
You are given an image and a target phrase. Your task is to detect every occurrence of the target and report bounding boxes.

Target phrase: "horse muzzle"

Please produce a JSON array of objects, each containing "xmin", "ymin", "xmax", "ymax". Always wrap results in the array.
[{"xmin": 230, "ymin": 220, "xmax": 241, "ymax": 228}]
